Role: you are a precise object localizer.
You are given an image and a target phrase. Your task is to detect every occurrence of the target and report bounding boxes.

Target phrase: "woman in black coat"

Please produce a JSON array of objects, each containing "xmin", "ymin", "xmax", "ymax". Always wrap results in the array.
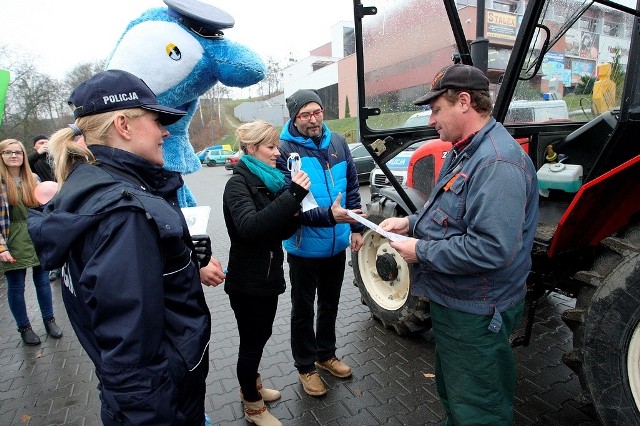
[{"xmin": 222, "ymin": 120, "xmax": 309, "ymax": 426}]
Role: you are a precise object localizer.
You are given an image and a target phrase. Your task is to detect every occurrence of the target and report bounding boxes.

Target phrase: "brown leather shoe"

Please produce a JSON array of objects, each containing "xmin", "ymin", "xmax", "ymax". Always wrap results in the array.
[
  {"xmin": 299, "ymin": 371, "xmax": 327, "ymax": 396},
  {"xmin": 315, "ymin": 357, "xmax": 352, "ymax": 378}
]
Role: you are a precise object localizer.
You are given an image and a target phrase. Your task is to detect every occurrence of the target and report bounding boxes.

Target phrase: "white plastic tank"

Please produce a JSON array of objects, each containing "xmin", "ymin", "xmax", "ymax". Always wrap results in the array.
[{"xmin": 537, "ymin": 163, "xmax": 583, "ymax": 195}]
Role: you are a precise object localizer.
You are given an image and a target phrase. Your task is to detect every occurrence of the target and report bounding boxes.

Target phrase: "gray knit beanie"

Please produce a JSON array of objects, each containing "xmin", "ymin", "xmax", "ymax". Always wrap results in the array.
[{"xmin": 286, "ymin": 89, "xmax": 323, "ymax": 121}]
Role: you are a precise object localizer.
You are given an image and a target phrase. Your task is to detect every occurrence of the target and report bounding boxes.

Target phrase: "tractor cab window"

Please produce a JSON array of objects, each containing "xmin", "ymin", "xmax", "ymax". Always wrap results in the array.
[
  {"xmin": 510, "ymin": 0, "xmax": 634, "ymax": 124},
  {"xmin": 359, "ymin": 0, "xmax": 634, "ymax": 130},
  {"xmin": 360, "ymin": 0, "xmax": 459, "ymax": 131}
]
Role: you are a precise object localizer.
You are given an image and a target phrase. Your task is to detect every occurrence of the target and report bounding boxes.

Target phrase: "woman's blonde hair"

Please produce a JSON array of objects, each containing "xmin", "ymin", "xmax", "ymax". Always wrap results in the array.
[
  {"xmin": 48, "ymin": 108, "xmax": 146, "ymax": 186},
  {"xmin": 0, "ymin": 139, "xmax": 40, "ymax": 207},
  {"xmin": 235, "ymin": 120, "xmax": 279, "ymax": 154}
]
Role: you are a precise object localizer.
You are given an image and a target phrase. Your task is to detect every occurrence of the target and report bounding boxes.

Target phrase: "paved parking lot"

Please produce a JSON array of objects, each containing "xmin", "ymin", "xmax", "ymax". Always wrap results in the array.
[{"xmin": 0, "ymin": 166, "xmax": 600, "ymax": 425}]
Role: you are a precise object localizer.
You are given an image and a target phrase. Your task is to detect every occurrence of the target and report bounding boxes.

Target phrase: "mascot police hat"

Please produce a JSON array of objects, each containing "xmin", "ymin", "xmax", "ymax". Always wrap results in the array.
[{"xmin": 164, "ymin": 0, "xmax": 234, "ymax": 37}]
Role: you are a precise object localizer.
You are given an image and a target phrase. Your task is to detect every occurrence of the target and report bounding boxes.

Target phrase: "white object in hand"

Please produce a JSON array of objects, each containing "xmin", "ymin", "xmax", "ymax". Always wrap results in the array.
[
  {"xmin": 287, "ymin": 152, "xmax": 318, "ymax": 212},
  {"xmin": 287, "ymin": 153, "xmax": 301, "ymax": 173},
  {"xmin": 346, "ymin": 210, "xmax": 408, "ymax": 242}
]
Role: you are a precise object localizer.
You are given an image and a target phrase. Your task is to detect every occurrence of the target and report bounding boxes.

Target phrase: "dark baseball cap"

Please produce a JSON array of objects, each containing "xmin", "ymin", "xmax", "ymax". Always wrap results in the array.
[
  {"xmin": 414, "ymin": 64, "xmax": 490, "ymax": 106},
  {"xmin": 68, "ymin": 69, "xmax": 186, "ymax": 126}
]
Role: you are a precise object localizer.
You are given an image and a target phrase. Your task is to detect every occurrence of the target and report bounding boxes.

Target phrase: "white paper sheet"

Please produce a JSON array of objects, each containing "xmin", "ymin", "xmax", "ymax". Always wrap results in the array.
[
  {"xmin": 347, "ymin": 210, "xmax": 408, "ymax": 242},
  {"xmin": 181, "ymin": 206, "xmax": 211, "ymax": 235}
]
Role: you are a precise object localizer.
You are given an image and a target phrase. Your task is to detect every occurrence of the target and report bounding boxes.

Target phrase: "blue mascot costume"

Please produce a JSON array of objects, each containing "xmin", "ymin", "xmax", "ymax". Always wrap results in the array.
[{"xmin": 106, "ymin": 0, "xmax": 265, "ymax": 207}]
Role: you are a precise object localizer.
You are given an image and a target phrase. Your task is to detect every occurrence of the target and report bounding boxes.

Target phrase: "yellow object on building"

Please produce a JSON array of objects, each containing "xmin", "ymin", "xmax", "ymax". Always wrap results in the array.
[{"xmin": 592, "ymin": 63, "xmax": 616, "ymax": 114}]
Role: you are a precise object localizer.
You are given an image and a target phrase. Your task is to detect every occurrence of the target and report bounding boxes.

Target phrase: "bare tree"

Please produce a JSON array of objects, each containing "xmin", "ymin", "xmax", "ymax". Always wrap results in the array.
[
  {"xmin": 0, "ymin": 47, "xmax": 68, "ymax": 142},
  {"xmin": 65, "ymin": 61, "xmax": 105, "ymax": 93},
  {"xmin": 0, "ymin": 46, "xmax": 106, "ymax": 142},
  {"xmin": 191, "ymin": 83, "xmax": 232, "ymax": 150},
  {"xmin": 255, "ymin": 57, "xmax": 286, "ymax": 97}
]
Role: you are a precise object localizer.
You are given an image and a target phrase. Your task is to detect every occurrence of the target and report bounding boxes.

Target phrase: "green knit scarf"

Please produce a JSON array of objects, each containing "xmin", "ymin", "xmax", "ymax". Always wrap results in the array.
[{"xmin": 240, "ymin": 155, "xmax": 286, "ymax": 194}]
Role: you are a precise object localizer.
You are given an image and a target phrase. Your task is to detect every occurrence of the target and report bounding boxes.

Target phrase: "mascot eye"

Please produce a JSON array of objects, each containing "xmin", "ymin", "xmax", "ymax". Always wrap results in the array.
[{"xmin": 166, "ymin": 43, "xmax": 182, "ymax": 61}]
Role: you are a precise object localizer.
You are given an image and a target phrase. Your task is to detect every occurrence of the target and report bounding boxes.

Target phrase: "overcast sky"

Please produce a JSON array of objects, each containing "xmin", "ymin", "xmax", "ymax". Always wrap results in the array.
[{"xmin": 2, "ymin": 0, "xmax": 354, "ymax": 80}]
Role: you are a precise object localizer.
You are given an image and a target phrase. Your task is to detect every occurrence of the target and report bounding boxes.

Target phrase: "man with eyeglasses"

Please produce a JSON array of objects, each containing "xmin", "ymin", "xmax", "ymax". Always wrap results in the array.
[{"xmin": 276, "ymin": 89, "xmax": 365, "ymax": 397}]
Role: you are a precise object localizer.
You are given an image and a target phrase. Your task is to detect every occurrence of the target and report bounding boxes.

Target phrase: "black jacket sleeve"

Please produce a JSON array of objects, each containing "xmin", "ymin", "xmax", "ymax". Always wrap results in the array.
[{"xmin": 223, "ymin": 174, "xmax": 307, "ymax": 241}]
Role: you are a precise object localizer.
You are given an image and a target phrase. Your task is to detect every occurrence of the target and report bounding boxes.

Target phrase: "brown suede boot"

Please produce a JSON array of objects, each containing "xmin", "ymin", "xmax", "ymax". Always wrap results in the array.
[
  {"xmin": 256, "ymin": 374, "xmax": 281, "ymax": 402},
  {"xmin": 239, "ymin": 374, "xmax": 282, "ymax": 402},
  {"xmin": 242, "ymin": 398, "xmax": 282, "ymax": 426}
]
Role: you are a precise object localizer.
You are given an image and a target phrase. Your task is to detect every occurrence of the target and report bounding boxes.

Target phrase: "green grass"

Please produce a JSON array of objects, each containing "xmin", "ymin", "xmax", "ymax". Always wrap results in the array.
[
  {"xmin": 324, "ymin": 116, "xmax": 358, "ymax": 143},
  {"xmin": 563, "ymin": 94, "xmax": 593, "ymax": 111},
  {"xmin": 219, "ymin": 96, "xmax": 426, "ymax": 147}
]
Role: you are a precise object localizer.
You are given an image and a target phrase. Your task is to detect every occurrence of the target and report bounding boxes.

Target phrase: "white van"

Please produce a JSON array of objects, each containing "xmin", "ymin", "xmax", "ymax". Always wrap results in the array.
[
  {"xmin": 506, "ymin": 100, "xmax": 569, "ymax": 123},
  {"xmin": 402, "ymin": 110, "xmax": 432, "ymax": 127}
]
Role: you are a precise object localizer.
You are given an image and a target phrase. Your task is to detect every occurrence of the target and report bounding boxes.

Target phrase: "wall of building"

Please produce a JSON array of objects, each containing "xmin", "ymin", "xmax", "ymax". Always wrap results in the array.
[
  {"xmin": 238, "ymin": 22, "xmax": 355, "ymax": 124},
  {"xmin": 338, "ymin": 54, "xmax": 357, "ymax": 119}
]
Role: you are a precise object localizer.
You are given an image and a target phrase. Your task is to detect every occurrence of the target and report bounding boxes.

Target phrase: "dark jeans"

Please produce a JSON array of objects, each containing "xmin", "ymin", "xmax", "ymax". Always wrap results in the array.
[
  {"xmin": 288, "ymin": 251, "xmax": 346, "ymax": 373},
  {"xmin": 229, "ymin": 293, "xmax": 278, "ymax": 402},
  {"xmin": 5, "ymin": 266, "xmax": 53, "ymax": 328}
]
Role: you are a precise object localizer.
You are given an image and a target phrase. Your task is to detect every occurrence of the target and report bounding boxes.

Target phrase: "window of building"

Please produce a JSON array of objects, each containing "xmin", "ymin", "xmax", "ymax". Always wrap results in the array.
[
  {"xmin": 493, "ymin": 1, "xmax": 517, "ymax": 13},
  {"xmin": 455, "ymin": 0, "xmax": 478, "ymax": 7},
  {"xmin": 603, "ymin": 21, "xmax": 621, "ymax": 37},
  {"xmin": 578, "ymin": 17, "xmax": 597, "ymax": 33}
]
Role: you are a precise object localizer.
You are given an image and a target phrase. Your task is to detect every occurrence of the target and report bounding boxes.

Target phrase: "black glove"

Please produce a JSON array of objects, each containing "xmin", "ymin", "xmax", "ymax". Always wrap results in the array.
[{"xmin": 191, "ymin": 234, "xmax": 212, "ymax": 269}]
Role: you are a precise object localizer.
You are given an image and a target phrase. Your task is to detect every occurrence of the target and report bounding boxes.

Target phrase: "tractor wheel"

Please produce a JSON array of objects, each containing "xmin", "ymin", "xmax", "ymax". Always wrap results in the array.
[
  {"xmin": 562, "ymin": 223, "xmax": 640, "ymax": 424},
  {"xmin": 352, "ymin": 199, "xmax": 431, "ymax": 336}
]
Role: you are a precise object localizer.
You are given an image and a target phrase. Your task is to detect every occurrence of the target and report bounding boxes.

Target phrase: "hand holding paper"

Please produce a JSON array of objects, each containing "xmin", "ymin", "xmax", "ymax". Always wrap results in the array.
[
  {"xmin": 346, "ymin": 210, "xmax": 408, "ymax": 242},
  {"xmin": 331, "ymin": 193, "xmax": 364, "ymax": 224},
  {"xmin": 379, "ymin": 217, "xmax": 410, "ymax": 236}
]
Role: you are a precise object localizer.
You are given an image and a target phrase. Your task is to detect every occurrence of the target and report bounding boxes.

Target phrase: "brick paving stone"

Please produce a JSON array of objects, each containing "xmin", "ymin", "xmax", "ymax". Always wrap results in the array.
[
  {"xmin": 336, "ymin": 408, "xmax": 379, "ymax": 425},
  {"xmin": 368, "ymin": 396, "xmax": 412, "ymax": 422},
  {"xmin": 313, "ymin": 401, "xmax": 351, "ymax": 424}
]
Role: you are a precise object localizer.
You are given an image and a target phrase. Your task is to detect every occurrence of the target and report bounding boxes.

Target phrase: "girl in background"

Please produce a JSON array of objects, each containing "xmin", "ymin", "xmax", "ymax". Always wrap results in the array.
[{"xmin": 0, "ymin": 138, "xmax": 62, "ymax": 345}]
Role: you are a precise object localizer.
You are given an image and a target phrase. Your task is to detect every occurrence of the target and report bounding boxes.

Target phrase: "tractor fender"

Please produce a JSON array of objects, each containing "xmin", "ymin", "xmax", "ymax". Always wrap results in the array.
[{"xmin": 377, "ymin": 186, "xmax": 429, "ymax": 215}]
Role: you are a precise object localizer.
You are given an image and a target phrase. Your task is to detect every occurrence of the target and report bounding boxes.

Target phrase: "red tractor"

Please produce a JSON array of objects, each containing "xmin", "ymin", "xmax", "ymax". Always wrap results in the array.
[{"xmin": 351, "ymin": 0, "xmax": 640, "ymax": 422}]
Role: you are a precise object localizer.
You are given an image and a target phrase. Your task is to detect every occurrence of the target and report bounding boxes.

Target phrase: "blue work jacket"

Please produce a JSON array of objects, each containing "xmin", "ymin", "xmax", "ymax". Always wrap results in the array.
[{"xmin": 409, "ymin": 118, "xmax": 539, "ymax": 332}]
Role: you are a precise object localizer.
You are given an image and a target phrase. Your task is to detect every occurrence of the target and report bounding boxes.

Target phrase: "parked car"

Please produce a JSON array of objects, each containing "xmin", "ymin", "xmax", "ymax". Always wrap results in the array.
[
  {"xmin": 350, "ymin": 142, "xmax": 375, "ymax": 184},
  {"xmin": 225, "ymin": 150, "xmax": 242, "ymax": 170},
  {"xmin": 204, "ymin": 148, "xmax": 235, "ymax": 167},
  {"xmin": 369, "ymin": 152, "xmax": 413, "ymax": 199},
  {"xmin": 369, "ymin": 141, "xmax": 426, "ymax": 199},
  {"xmin": 402, "ymin": 109, "xmax": 432, "ymax": 128},
  {"xmin": 197, "ymin": 144, "xmax": 233, "ymax": 163}
]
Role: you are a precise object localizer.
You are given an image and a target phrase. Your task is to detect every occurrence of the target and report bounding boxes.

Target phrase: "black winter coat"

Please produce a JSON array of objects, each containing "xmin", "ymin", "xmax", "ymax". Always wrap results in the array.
[
  {"xmin": 222, "ymin": 160, "xmax": 308, "ymax": 296},
  {"xmin": 28, "ymin": 151, "xmax": 55, "ymax": 181},
  {"xmin": 27, "ymin": 146, "xmax": 211, "ymax": 424}
]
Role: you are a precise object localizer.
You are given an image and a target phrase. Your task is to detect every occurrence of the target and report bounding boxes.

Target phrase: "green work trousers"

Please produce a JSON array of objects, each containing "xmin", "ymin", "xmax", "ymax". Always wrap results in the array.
[{"xmin": 431, "ymin": 300, "xmax": 525, "ymax": 426}]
